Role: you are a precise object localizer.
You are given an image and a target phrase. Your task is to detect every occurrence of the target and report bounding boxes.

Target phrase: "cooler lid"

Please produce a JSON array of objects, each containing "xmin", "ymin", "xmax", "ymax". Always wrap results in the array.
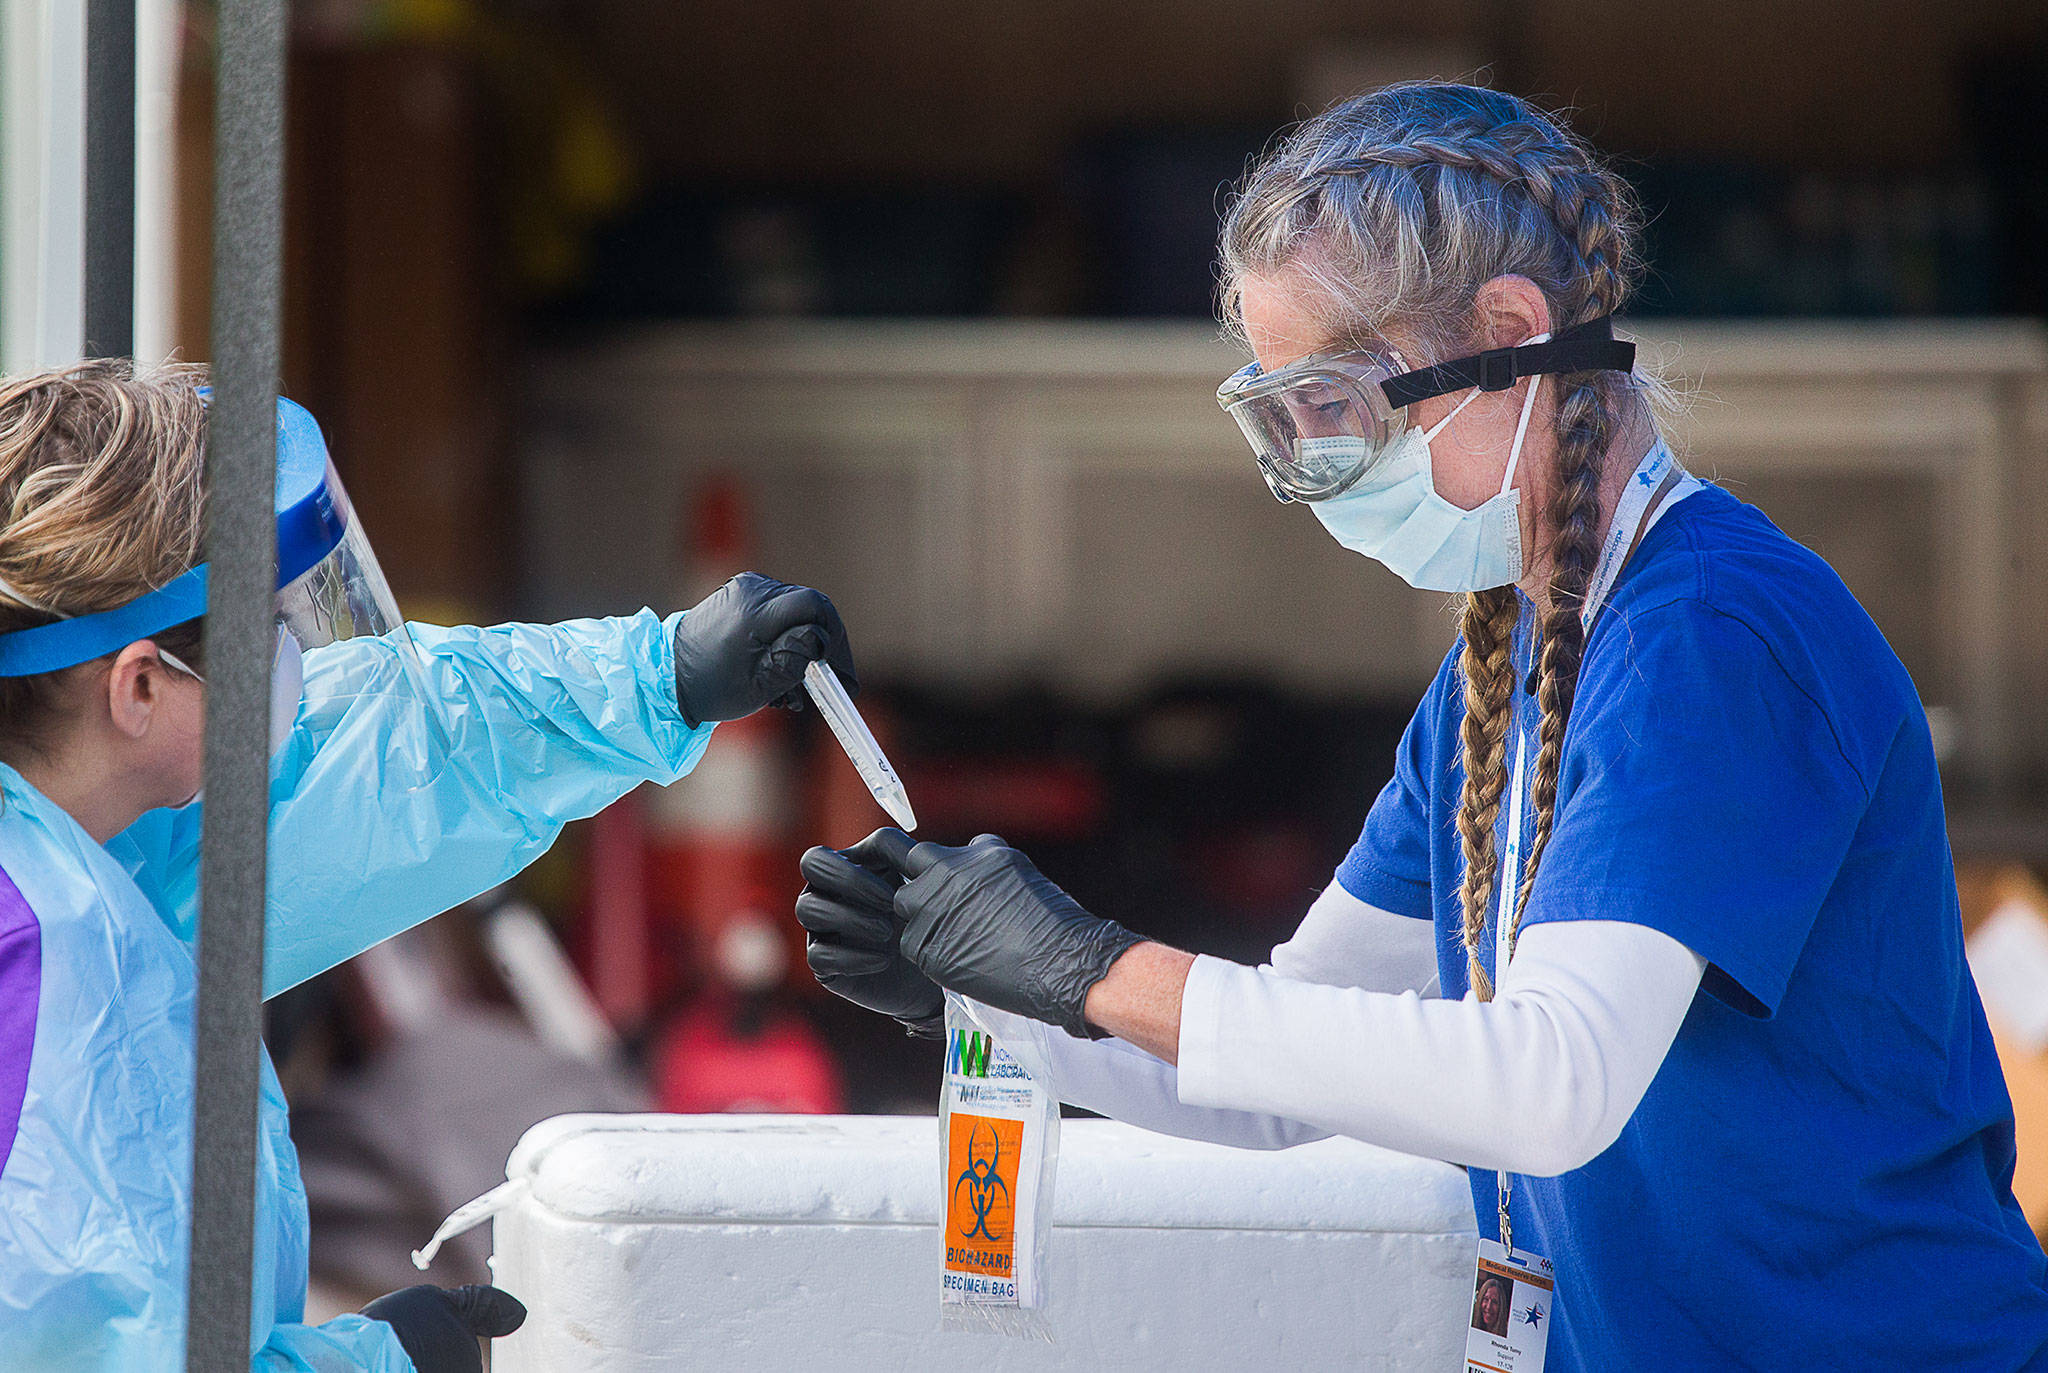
[{"xmin": 504, "ymin": 1113, "xmax": 1472, "ymax": 1236}]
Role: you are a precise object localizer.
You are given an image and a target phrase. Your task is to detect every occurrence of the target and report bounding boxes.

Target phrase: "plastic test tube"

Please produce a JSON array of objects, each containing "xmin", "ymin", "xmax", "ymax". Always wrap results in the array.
[{"xmin": 803, "ymin": 660, "xmax": 918, "ymax": 831}]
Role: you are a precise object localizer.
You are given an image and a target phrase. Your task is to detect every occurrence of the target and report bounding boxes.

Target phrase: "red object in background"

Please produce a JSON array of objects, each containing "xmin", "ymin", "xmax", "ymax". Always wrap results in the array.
[
  {"xmin": 1191, "ymin": 822, "xmax": 1327, "ymax": 918},
  {"xmin": 652, "ymin": 914, "xmax": 842, "ymax": 1114},
  {"xmin": 575, "ymin": 473, "xmax": 804, "ymax": 1026},
  {"xmin": 911, "ymin": 756, "xmax": 1107, "ymax": 843},
  {"xmin": 644, "ymin": 710, "xmax": 793, "ymax": 961},
  {"xmin": 686, "ymin": 474, "xmax": 752, "ymax": 577},
  {"xmin": 584, "ymin": 787, "xmax": 652, "ymax": 1033},
  {"xmin": 641, "ymin": 473, "xmax": 804, "ymax": 999},
  {"xmin": 651, "ymin": 995, "xmax": 844, "ymax": 1115}
]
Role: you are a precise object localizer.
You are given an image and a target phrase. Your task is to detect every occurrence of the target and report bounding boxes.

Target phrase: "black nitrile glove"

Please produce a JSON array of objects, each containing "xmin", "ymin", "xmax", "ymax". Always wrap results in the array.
[
  {"xmin": 894, "ymin": 834, "xmax": 1145, "ymax": 1040},
  {"xmin": 672, "ymin": 572, "xmax": 859, "ymax": 729},
  {"xmin": 361, "ymin": 1284, "xmax": 526, "ymax": 1373},
  {"xmin": 796, "ymin": 828, "xmax": 944, "ymax": 1037}
]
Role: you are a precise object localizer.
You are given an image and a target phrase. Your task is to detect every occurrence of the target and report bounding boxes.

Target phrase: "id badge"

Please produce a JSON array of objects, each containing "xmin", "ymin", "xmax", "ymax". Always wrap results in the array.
[{"xmin": 1463, "ymin": 1239, "xmax": 1554, "ymax": 1372}]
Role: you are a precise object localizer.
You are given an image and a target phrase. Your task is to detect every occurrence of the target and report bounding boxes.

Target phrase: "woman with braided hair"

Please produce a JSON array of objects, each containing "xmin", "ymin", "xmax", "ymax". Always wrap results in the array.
[{"xmin": 796, "ymin": 83, "xmax": 2048, "ymax": 1366}]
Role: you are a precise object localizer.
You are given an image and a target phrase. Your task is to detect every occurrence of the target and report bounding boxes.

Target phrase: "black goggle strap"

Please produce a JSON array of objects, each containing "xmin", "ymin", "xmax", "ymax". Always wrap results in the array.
[{"xmin": 1378, "ymin": 315, "xmax": 1636, "ymax": 410}]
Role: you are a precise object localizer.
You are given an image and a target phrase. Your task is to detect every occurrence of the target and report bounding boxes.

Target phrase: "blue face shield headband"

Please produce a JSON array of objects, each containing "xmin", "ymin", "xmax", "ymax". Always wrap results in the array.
[{"xmin": 0, "ymin": 396, "xmax": 401, "ymax": 677}]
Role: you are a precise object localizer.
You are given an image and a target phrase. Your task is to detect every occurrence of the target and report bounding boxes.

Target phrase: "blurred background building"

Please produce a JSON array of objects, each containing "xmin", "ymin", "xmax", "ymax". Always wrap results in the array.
[{"xmin": 7, "ymin": 0, "xmax": 2048, "ymax": 1300}]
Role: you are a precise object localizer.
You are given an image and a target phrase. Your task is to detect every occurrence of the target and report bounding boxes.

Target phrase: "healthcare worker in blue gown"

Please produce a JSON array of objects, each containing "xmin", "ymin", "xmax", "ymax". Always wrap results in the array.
[
  {"xmin": 795, "ymin": 83, "xmax": 2048, "ymax": 1369},
  {"xmin": 0, "ymin": 360, "xmax": 859, "ymax": 1371}
]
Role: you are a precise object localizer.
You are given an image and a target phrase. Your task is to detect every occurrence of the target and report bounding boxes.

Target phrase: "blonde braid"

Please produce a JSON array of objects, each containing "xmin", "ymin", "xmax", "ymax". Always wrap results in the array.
[
  {"xmin": 1455, "ymin": 586, "xmax": 1520, "ymax": 999},
  {"xmin": 1498, "ymin": 170, "xmax": 1633, "ymax": 964},
  {"xmin": 1504, "ymin": 375, "xmax": 1616, "ymax": 956},
  {"xmin": 1352, "ymin": 139, "xmax": 1635, "ymax": 997}
]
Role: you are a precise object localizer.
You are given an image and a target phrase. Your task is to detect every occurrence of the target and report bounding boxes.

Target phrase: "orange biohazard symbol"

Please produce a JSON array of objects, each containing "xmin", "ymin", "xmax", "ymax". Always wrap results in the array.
[
  {"xmin": 953, "ymin": 1120, "xmax": 1011, "ymax": 1241},
  {"xmin": 945, "ymin": 1113, "xmax": 1022, "ymax": 1276}
]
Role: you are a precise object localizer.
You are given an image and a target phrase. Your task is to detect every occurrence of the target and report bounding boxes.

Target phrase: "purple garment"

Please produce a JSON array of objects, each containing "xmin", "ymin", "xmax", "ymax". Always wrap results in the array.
[{"xmin": 0, "ymin": 864, "xmax": 38, "ymax": 1180}]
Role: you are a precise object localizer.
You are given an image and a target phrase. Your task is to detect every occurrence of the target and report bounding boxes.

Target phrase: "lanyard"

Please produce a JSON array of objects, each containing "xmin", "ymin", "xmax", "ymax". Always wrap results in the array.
[
  {"xmin": 1493, "ymin": 439, "xmax": 1697, "ymax": 968},
  {"xmin": 1582, "ymin": 440, "xmax": 1696, "ymax": 631},
  {"xmin": 1492, "ymin": 439, "xmax": 1700, "ymax": 1257}
]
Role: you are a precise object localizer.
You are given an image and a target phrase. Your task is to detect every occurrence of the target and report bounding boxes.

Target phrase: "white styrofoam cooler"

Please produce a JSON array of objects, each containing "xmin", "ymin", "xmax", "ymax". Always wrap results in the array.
[{"xmin": 488, "ymin": 1113, "xmax": 1477, "ymax": 1371}]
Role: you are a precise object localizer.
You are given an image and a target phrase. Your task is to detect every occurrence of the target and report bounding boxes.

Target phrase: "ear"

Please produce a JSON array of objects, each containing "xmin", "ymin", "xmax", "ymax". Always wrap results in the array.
[
  {"xmin": 105, "ymin": 640, "xmax": 170, "ymax": 740},
  {"xmin": 1470, "ymin": 276, "xmax": 1554, "ymax": 351}
]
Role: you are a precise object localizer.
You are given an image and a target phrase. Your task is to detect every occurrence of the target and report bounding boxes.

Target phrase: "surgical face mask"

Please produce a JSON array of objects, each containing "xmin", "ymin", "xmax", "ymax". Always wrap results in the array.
[
  {"xmin": 160, "ymin": 624, "xmax": 306, "ymax": 759},
  {"xmin": 1306, "ymin": 333, "xmax": 1551, "ymax": 593}
]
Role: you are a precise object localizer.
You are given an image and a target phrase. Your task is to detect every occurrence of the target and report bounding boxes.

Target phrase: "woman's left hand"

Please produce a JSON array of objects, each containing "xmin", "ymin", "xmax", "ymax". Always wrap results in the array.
[
  {"xmin": 361, "ymin": 1284, "xmax": 526, "ymax": 1373},
  {"xmin": 796, "ymin": 829, "xmax": 946, "ymax": 1036},
  {"xmin": 885, "ymin": 833, "xmax": 1146, "ymax": 1039}
]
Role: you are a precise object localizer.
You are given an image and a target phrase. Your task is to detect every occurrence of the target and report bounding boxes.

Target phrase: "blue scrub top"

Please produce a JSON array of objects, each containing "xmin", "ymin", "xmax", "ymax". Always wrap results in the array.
[{"xmin": 1338, "ymin": 483, "xmax": 2048, "ymax": 1369}]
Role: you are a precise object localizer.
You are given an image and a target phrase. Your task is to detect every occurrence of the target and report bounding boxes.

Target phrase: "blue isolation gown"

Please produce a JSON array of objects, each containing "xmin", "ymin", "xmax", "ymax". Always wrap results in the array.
[{"xmin": 0, "ymin": 610, "xmax": 712, "ymax": 1369}]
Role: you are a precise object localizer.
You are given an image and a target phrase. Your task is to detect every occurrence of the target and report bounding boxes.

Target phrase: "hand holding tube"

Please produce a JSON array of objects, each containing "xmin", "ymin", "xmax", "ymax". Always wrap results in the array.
[
  {"xmin": 796, "ymin": 828, "xmax": 944, "ymax": 1036},
  {"xmin": 672, "ymin": 572, "xmax": 859, "ymax": 728}
]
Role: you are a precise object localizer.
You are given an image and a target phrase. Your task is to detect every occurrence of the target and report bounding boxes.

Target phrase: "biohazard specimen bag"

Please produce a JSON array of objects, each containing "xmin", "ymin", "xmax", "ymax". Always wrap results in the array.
[{"xmin": 938, "ymin": 992, "xmax": 1059, "ymax": 1339}]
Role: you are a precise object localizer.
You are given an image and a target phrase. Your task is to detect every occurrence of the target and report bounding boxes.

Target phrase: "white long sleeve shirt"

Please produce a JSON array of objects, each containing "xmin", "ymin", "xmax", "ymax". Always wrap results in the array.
[{"xmin": 963, "ymin": 882, "xmax": 1705, "ymax": 1176}]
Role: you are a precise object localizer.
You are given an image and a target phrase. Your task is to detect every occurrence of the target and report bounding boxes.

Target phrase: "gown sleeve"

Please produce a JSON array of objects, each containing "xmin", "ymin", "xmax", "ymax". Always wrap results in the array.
[
  {"xmin": 111, "ymin": 608, "xmax": 715, "ymax": 997},
  {"xmin": 251, "ymin": 1315, "xmax": 417, "ymax": 1372}
]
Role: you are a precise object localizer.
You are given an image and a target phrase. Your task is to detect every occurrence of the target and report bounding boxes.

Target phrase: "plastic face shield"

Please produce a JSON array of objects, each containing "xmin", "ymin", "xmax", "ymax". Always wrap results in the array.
[
  {"xmin": 272, "ymin": 399, "xmax": 407, "ymax": 654},
  {"xmin": 248, "ymin": 401, "xmax": 447, "ymax": 779},
  {"xmin": 1215, "ymin": 348, "xmax": 1412, "ymax": 503},
  {"xmin": 0, "ymin": 397, "xmax": 418, "ymax": 683}
]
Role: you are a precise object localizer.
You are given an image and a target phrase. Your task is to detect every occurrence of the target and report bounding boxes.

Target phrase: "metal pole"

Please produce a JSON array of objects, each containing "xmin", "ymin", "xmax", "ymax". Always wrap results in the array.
[
  {"xmin": 83, "ymin": 0, "xmax": 136, "ymax": 359},
  {"xmin": 187, "ymin": 1, "xmax": 284, "ymax": 1367}
]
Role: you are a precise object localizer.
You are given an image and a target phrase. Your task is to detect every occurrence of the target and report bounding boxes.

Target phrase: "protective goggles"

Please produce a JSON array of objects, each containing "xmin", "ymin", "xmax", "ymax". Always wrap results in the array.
[
  {"xmin": 0, "ymin": 396, "xmax": 409, "ymax": 676},
  {"xmin": 1215, "ymin": 315, "xmax": 1636, "ymax": 502}
]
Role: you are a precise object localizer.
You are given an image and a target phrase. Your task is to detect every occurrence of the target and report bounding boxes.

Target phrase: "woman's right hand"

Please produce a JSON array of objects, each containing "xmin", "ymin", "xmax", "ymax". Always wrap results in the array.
[{"xmin": 795, "ymin": 828, "xmax": 944, "ymax": 1037}]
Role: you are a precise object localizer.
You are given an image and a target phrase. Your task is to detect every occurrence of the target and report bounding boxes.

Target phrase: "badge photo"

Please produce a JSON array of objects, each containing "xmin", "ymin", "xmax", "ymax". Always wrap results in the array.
[{"xmin": 1463, "ymin": 1239, "xmax": 1555, "ymax": 1373}]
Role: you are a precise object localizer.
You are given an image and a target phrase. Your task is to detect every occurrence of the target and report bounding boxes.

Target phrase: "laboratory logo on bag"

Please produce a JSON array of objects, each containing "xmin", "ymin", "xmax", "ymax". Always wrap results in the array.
[
  {"xmin": 945, "ymin": 1112, "xmax": 1021, "ymax": 1276},
  {"xmin": 948, "ymin": 1028, "xmax": 992, "ymax": 1079}
]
